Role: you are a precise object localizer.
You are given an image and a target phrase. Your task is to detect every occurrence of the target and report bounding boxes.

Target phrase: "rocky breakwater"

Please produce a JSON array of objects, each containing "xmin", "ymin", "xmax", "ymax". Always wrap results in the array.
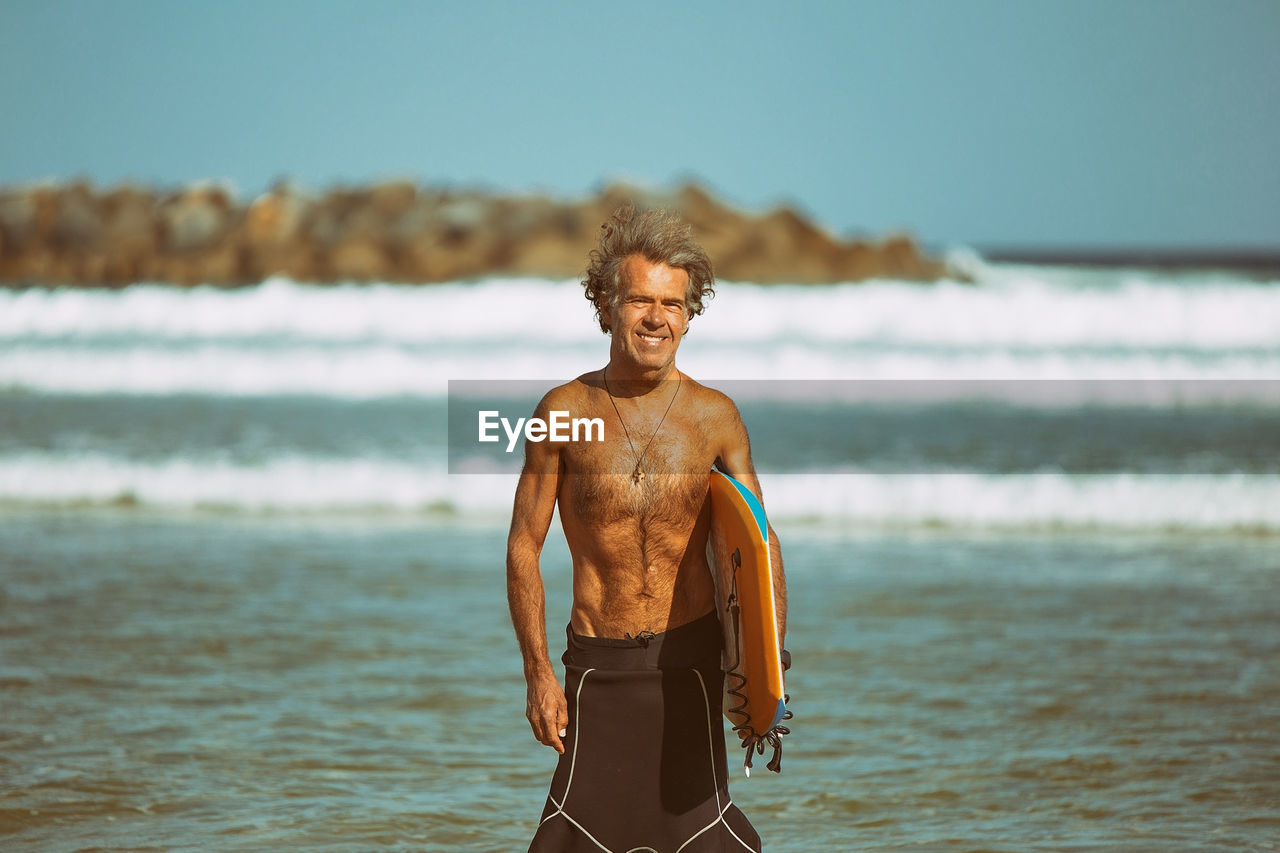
[{"xmin": 0, "ymin": 180, "xmax": 954, "ymax": 286}]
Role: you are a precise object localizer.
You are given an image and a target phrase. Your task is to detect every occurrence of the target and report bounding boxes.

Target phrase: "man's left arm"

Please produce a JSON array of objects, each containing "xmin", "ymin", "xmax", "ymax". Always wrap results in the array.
[{"xmin": 716, "ymin": 405, "xmax": 787, "ymax": 646}]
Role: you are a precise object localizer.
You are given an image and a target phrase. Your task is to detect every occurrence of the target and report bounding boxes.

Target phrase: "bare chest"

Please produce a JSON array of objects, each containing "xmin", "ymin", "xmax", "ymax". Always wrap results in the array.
[{"xmin": 561, "ymin": 413, "xmax": 717, "ymax": 526}]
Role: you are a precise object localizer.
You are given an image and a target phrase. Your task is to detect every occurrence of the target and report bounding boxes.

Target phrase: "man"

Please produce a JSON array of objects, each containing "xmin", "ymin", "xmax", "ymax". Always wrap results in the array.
[{"xmin": 507, "ymin": 206, "xmax": 787, "ymax": 852}]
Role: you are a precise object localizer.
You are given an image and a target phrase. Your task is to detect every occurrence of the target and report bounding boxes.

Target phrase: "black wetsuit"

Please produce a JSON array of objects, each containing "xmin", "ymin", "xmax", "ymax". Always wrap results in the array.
[{"xmin": 527, "ymin": 611, "xmax": 762, "ymax": 852}]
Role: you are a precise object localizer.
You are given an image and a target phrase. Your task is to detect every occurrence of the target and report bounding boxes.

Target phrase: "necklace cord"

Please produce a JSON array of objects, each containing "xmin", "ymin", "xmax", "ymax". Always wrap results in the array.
[{"xmin": 602, "ymin": 367, "xmax": 682, "ymax": 483}]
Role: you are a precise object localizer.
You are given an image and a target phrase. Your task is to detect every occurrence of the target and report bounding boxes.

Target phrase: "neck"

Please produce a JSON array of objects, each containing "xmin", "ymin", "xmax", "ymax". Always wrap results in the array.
[{"xmin": 604, "ymin": 361, "xmax": 677, "ymax": 397}]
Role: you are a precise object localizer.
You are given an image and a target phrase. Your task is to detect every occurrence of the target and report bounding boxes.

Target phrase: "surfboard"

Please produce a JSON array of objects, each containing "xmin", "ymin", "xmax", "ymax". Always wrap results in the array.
[{"xmin": 706, "ymin": 468, "xmax": 790, "ymax": 775}]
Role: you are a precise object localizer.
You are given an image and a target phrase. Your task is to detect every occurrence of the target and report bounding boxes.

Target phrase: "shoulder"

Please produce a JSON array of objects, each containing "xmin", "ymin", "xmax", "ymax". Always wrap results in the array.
[
  {"xmin": 681, "ymin": 375, "xmax": 743, "ymax": 424},
  {"xmin": 681, "ymin": 376, "xmax": 757, "ymax": 474},
  {"xmin": 535, "ymin": 373, "xmax": 597, "ymax": 414},
  {"xmin": 680, "ymin": 375, "xmax": 748, "ymax": 455}
]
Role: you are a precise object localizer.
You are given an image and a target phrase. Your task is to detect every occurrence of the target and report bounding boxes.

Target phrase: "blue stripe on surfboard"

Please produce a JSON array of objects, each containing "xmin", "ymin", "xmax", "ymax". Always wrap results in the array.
[
  {"xmin": 717, "ymin": 471, "xmax": 769, "ymax": 542},
  {"xmin": 770, "ymin": 698, "xmax": 787, "ymax": 731}
]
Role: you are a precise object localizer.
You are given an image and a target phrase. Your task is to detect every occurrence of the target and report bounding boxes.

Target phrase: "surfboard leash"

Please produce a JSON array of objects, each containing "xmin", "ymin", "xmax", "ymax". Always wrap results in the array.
[
  {"xmin": 721, "ymin": 554, "xmax": 793, "ymax": 775},
  {"xmin": 742, "ymin": 710, "xmax": 791, "ymax": 776},
  {"xmin": 736, "ymin": 682, "xmax": 792, "ymax": 776}
]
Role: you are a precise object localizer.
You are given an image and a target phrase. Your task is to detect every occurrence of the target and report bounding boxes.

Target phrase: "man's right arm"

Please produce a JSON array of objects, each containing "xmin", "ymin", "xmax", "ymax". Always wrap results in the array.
[{"xmin": 506, "ymin": 404, "xmax": 568, "ymax": 754}]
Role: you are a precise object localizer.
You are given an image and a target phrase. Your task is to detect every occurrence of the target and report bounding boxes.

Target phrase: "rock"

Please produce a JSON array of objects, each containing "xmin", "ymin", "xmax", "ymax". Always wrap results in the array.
[
  {"xmin": 99, "ymin": 186, "xmax": 160, "ymax": 283},
  {"xmin": 386, "ymin": 191, "xmax": 446, "ymax": 246},
  {"xmin": 0, "ymin": 179, "xmax": 960, "ymax": 286},
  {"xmin": 0, "ymin": 188, "xmax": 39, "ymax": 249},
  {"xmin": 878, "ymin": 234, "xmax": 948, "ymax": 280},
  {"xmin": 247, "ymin": 244, "xmax": 318, "ymax": 282},
  {"xmin": 367, "ymin": 180, "xmax": 417, "ymax": 219},
  {"xmin": 51, "ymin": 181, "xmax": 105, "ymax": 248},
  {"xmin": 327, "ymin": 236, "xmax": 390, "ymax": 282},
  {"xmin": 245, "ymin": 184, "xmax": 311, "ymax": 246},
  {"xmin": 158, "ymin": 184, "xmax": 233, "ymax": 252},
  {"xmin": 0, "ymin": 186, "xmax": 60, "ymax": 254}
]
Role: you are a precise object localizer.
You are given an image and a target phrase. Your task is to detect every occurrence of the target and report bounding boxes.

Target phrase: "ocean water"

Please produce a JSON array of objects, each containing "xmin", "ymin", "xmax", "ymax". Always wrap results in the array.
[{"xmin": 1, "ymin": 263, "xmax": 1278, "ymax": 850}]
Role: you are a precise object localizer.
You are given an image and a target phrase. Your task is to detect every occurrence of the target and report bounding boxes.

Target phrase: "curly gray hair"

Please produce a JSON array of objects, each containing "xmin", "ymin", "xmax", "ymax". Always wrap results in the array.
[{"xmin": 581, "ymin": 205, "xmax": 715, "ymax": 334}]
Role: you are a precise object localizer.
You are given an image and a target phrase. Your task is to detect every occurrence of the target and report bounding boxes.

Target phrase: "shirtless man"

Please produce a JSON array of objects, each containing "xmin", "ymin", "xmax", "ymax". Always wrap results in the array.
[{"xmin": 508, "ymin": 206, "xmax": 786, "ymax": 852}]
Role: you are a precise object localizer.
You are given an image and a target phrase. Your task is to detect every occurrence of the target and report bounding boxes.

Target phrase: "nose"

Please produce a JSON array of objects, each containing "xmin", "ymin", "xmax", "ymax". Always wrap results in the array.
[{"xmin": 642, "ymin": 302, "xmax": 663, "ymax": 326}]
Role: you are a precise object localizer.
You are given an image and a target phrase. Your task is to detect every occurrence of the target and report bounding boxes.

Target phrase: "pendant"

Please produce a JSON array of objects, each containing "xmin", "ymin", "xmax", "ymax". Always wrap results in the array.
[{"xmin": 632, "ymin": 463, "xmax": 645, "ymax": 484}]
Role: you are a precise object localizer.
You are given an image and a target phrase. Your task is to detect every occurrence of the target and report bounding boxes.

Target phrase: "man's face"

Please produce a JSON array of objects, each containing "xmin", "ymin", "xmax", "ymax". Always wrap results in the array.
[{"xmin": 608, "ymin": 255, "xmax": 690, "ymax": 374}]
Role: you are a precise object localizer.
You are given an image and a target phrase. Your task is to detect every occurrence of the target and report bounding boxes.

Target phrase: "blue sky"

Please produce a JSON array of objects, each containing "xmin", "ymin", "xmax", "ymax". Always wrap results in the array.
[{"xmin": 2, "ymin": 0, "xmax": 1277, "ymax": 249}]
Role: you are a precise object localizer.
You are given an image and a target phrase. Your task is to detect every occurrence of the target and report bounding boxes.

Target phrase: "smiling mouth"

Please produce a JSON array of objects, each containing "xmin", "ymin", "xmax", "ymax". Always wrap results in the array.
[{"xmin": 636, "ymin": 332, "xmax": 666, "ymax": 344}]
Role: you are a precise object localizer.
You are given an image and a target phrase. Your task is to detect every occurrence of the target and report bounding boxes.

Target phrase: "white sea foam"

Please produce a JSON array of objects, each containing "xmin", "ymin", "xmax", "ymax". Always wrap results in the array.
[
  {"xmin": 1, "ymin": 451, "xmax": 1274, "ymax": 532},
  {"xmin": 2, "ymin": 342, "xmax": 1278, "ymax": 398},
  {"xmin": 1, "ymin": 269, "xmax": 1276, "ymax": 398},
  {"xmin": 0, "ymin": 451, "xmax": 503, "ymax": 516},
  {"xmin": 0, "ymin": 277, "xmax": 591, "ymax": 344},
  {"xmin": 697, "ymin": 273, "xmax": 1280, "ymax": 350},
  {"xmin": 0, "ymin": 269, "xmax": 1277, "ymax": 348},
  {"xmin": 763, "ymin": 468, "xmax": 1279, "ymax": 533}
]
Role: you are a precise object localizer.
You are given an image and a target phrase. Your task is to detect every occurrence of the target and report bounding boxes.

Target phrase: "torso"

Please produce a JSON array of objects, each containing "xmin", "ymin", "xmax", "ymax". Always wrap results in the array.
[{"xmin": 552, "ymin": 371, "xmax": 734, "ymax": 638}]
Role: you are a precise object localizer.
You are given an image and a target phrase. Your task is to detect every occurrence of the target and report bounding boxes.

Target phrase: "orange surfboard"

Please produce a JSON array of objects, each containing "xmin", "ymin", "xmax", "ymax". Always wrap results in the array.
[{"xmin": 707, "ymin": 468, "xmax": 789, "ymax": 774}]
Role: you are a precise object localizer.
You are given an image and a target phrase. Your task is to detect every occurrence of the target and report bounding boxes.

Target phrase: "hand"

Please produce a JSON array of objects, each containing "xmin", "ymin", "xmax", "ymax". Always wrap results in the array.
[{"xmin": 525, "ymin": 669, "xmax": 569, "ymax": 754}]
